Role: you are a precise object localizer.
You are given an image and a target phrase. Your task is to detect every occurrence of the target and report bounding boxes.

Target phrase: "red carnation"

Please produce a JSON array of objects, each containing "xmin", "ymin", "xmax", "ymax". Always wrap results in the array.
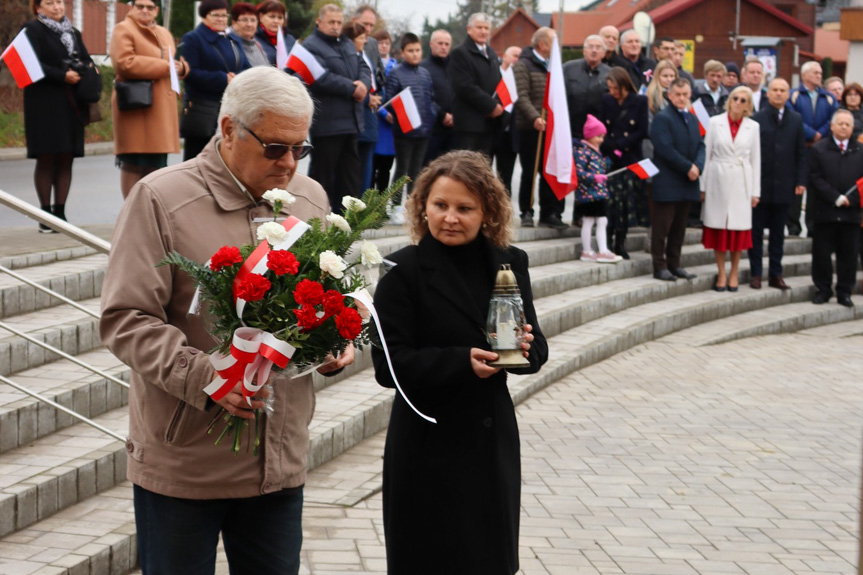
[
  {"xmin": 293, "ymin": 279, "xmax": 324, "ymax": 306},
  {"xmin": 210, "ymin": 246, "xmax": 242, "ymax": 272},
  {"xmin": 294, "ymin": 305, "xmax": 324, "ymax": 330},
  {"xmin": 267, "ymin": 250, "xmax": 299, "ymax": 275},
  {"xmin": 323, "ymin": 290, "xmax": 345, "ymax": 317},
  {"xmin": 335, "ymin": 307, "xmax": 362, "ymax": 340},
  {"xmin": 235, "ymin": 273, "xmax": 271, "ymax": 302}
]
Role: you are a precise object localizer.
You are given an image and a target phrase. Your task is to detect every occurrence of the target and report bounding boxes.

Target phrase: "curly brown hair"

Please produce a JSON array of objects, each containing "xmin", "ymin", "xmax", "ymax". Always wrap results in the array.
[{"xmin": 405, "ymin": 150, "xmax": 514, "ymax": 248}]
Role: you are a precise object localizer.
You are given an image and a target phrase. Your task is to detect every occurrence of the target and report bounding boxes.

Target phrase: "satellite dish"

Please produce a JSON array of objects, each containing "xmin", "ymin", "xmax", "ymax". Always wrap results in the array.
[{"xmin": 632, "ymin": 11, "xmax": 656, "ymax": 47}]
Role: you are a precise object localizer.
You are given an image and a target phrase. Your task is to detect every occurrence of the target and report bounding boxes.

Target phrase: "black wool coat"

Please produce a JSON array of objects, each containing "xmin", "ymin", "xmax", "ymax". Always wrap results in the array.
[
  {"xmin": 22, "ymin": 19, "xmax": 92, "ymax": 158},
  {"xmin": 372, "ymin": 234, "xmax": 548, "ymax": 575},
  {"xmin": 649, "ymin": 104, "xmax": 705, "ymax": 203},
  {"xmin": 751, "ymin": 106, "xmax": 807, "ymax": 204},
  {"xmin": 599, "ymin": 92, "xmax": 649, "ymax": 169},
  {"xmin": 449, "ymin": 39, "xmax": 502, "ymax": 135},
  {"xmin": 807, "ymin": 137, "xmax": 863, "ymax": 225}
]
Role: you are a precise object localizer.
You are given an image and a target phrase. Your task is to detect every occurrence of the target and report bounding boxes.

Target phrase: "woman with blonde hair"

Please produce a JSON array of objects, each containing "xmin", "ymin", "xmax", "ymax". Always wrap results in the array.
[
  {"xmin": 646, "ymin": 59, "xmax": 678, "ymax": 117},
  {"xmin": 372, "ymin": 150, "xmax": 548, "ymax": 574},
  {"xmin": 701, "ymin": 85, "xmax": 761, "ymax": 291}
]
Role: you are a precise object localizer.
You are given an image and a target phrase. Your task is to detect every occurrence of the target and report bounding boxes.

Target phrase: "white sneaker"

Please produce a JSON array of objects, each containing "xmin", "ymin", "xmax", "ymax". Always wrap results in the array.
[
  {"xmin": 596, "ymin": 251, "xmax": 623, "ymax": 263},
  {"xmin": 580, "ymin": 251, "xmax": 597, "ymax": 262},
  {"xmin": 389, "ymin": 205, "xmax": 405, "ymax": 225}
]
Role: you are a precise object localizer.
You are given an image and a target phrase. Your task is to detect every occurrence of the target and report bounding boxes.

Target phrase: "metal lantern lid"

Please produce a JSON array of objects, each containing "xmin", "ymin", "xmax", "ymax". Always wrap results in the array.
[{"xmin": 492, "ymin": 264, "xmax": 520, "ymax": 295}]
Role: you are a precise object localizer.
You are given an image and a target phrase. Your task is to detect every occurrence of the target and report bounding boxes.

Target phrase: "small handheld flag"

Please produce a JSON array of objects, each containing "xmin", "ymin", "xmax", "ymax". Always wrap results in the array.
[
  {"xmin": 383, "ymin": 88, "xmax": 421, "ymax": 134},
  {"xmin": 494, "ymin": 67, "xmax": 518, "ymax": 112},
  {"xmin": 1, "ymin": 29, "xmax": 45, "ymax": 89},
  {"xmin": 287, "ymin": 42, "xmax": 325, "ymax": 84}
]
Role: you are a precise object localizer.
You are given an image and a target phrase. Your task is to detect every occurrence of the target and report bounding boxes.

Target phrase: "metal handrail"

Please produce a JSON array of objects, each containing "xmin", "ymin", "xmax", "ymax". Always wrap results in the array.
[
  {"xmin": 0, "ymin": 264, "xmax": 100, "ymax": 319},
  {"xmin": 0, "ymin": 320, "xmax": 129, "ymax": 388},
  {"xmin": 0, "ymin": 189, "xmax": 111, "ymax": 254},
  {"xmin": 0, "ymin": 374, "xmax": 125, "ymax": 442}
]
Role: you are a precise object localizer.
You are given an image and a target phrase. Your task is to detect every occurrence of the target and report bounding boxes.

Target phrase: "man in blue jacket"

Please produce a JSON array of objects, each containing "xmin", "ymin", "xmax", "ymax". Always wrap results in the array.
[
  {"xmin": 648, "ymin": 79, "xmax": 705, "ymax": 281},
  {"xmin": 301, "ymin": 4, "xmax": 371, "ymax": 212},
  {"xmin": 787, "ymin": 61, "xmax": 837, "ymax": 236}
]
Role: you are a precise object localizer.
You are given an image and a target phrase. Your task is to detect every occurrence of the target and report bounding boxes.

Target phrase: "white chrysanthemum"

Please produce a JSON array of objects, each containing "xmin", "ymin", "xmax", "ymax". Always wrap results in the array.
[
  {"xmin": 341, "ymin": 196, "xmax": 367, "ymax": 211},
  {"xmin": 262, "ymin": 188, "xmax": 296, "ymax": 206},
  {"xmin": 326, "ymin": 213, "xmax": 352, "ymax": 233},
  {"xmin": 360, "ymin": 240, "xmax": 383, "ymax": 267},
  {"xmin": 319, "ymin": 250, "xmax": 347, "ymax": 278},
  {"xmin": 256, "ymin": 221, "xmax": 289, "ymax": 246}
]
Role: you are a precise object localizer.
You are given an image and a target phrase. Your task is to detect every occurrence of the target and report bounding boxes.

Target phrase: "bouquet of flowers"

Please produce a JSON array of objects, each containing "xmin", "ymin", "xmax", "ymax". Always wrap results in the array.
[{"xmin": 161, "ymin": 182, "xmax": 401, "ymax": 454}]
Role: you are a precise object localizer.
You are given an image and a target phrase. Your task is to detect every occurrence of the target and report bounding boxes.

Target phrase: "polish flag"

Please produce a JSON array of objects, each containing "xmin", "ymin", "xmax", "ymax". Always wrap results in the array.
[
  {"xmin": 495, "ymin": 66, "xmax": 518, "ymax": 112},
  {"xmin": 543, "ymin": 36, "xmax": 577, "ymax": 200},
  {"xmin": 689, "ymin": 99, "xmax": 710, "ymax": 137},
  {"xmin": 627, "ymin": 159, "xmax": 659, "ymax": 180},
  {"xmin": 1, "ymin": 29, "xmax": 45, "ymax": 89},
  {"xmin": 287, "ymin": 42, "xmax": 325, "ymax": 85},
  {"xmin": 386, "ymin": 88, "xmax": 422, "ymax": 134},
  {"xmin": 275, "ymin": 28, "xmax": 289, "ymax": 70}
]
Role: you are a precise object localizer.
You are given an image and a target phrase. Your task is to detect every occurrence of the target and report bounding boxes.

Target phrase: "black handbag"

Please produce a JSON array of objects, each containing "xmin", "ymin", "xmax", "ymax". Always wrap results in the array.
[
  {"xmin": 75, "ymin": 61, "xmax": 102, "ymax": 103},
  {"xmin": 115, "ymin": 79, "xmax": 153, "ymax": 110},
  {"xmin": 180, "ymin": 98, "xmax": 221, "ymax": 139}
]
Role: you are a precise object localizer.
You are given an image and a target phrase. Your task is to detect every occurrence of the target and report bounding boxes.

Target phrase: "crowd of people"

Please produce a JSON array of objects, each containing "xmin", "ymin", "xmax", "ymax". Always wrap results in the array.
[{"xmin": 13, "ymin": 0, "xmax": 863, "ymax": 572}]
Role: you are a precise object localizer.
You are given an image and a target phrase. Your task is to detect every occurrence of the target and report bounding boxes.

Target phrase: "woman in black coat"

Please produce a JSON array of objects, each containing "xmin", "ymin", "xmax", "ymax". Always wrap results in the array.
[
  {"xmin": 600, "ymin": 66, "xmax": 649, "ymax": 258},
  {"xmin": 179, "ymin": 0, "xmax": 249, "ymax": 160},
  {"xmin": 372, "ymin": 150, "xmax": 548, "ymax": 575},
  {"xmin": 22, "ymin": 0, "xmax": 94, "ymax": 232}
]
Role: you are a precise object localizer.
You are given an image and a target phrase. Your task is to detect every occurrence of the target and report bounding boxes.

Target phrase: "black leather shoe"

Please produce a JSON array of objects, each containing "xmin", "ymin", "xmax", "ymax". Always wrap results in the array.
[
  {"xmin": 712, "ymin": 278, "xmax": 727, "ymax": 292},
  {"xmin": 653, "ymin": 269, "xmax": 677, "ymax": 281},
  {"xmin": 520, "ymin": 213, "xmax": 534, "ymax": 228},
  {"xmin": 669, "ymin": 267, "xmax": 696, "ymax": 280},
  {"xmin": 838, "ymin": 295, "xmax": 854, "ymax": 308},
  {"xmin": 812, "ymin": 291, "xmax": 831, "ymax": 305},
  {"xmin": 539, "ymin": 214, "xmax": 568, "ymax": 230}
]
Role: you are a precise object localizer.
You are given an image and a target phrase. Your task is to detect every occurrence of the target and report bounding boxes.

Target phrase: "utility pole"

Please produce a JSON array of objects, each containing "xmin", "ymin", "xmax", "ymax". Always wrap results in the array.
[{"xmin": 557, "ymin": 0, "xmax": 564, "ymax": 46}]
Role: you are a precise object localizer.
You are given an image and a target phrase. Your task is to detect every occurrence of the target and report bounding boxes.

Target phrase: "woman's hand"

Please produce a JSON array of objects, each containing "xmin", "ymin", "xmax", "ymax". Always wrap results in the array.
[
  {"xmin": 520, "ymin": 324, "xmax": 535, "ymax": 358},
  {"xmin": 174, "ymin": 58, "xmax": 188, "ymax": 79},
  {"xmin": 317, "ymin": 343, "xmax": 356, "ymax": 375},
  {"xmin": 751, "ymin": 197, "xmax": 760, "ymax": 208},
  {"xmin": 64, "ymin": 70, "xmax": 81, "ymax": 84},
  {"xmin": 470, "ymin": 348, "xmax": 501, "ymax": 379},
  {"xmin": 226, "ymin": 72, "xmax": 236, "ymax": 84},
  {"xmin": 700, "ymin": 192, "xmax": 705, "ymax": 202}
]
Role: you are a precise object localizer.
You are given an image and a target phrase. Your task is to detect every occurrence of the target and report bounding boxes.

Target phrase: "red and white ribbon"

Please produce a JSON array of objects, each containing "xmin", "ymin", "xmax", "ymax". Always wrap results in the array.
[
  {"xmin": 203, "ymin": 327, "xmax": 296, "ymax": 405},
  {"xmin": 233, "ymin": 215, "xmax": 310, "ymax": 320}
]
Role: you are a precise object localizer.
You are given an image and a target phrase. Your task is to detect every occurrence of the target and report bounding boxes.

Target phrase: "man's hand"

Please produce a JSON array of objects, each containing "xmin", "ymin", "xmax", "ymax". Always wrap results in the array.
[
  {"xmin": 795, "ymin": 186, "xmax": 806, "ymax": 196},
  {"xmin": 837, "ymin": 195, "xmax": 850, "ymax": 207},
  {"xmin": 443, "ymin": 112, "xmax": 453, "ymax": 127},
  {"xmin": 369, "ymin": 93, "xmax": 382, "ymax": 110},
  {"xmin": 317, "ymin": 343, "xmax": 356, "ymax": 375},
  {"xmin": 751, "ymin": 197, "xmax": 760, "ymax": 208},
  {"xmin": 64, "ymin": 70, "xmax": 81, "ymax": 84},
  {"xmin": 352, "ymin": 81, "xmax": 368, "ymax": 101},
  {"xmin": 488, "ymin": 104, "xmax": 503, "ymax": 118},
  {"xmin": 687, "ymin": 165, "xmax": 700, "ymax": 181},
  {"xmin": 813, "ymin": 132, "xmax": 822, "ymax": 142},
  {"xmin": 214, "ymin": 380, "xmax": 267, "ymax": 420},
  {"xmin": 700, "ymin": 192, "xmax": 705, "ymax": 202},
  {"xmin": 533, "ymin": 117, "xmax": 546, "ymax": 132}
]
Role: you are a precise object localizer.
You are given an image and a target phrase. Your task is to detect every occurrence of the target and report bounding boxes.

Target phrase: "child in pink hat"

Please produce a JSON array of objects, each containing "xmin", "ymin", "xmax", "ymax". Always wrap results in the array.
[{"xmin": 574, "ymin": 115, "xmax": 622, "ymax": 263}]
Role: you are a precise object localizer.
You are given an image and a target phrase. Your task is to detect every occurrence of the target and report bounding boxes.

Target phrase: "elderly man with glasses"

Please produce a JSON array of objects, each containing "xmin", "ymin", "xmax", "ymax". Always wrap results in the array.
[{"xmin": 100, "ymin": 67, "xmax": 354, "ymax": 575}]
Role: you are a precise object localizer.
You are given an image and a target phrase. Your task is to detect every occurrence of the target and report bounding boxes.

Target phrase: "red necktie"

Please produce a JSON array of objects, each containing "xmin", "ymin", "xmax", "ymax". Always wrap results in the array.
[{"xmin": 840, "ymin": 142, "xmax": 845, "ymax": 152}]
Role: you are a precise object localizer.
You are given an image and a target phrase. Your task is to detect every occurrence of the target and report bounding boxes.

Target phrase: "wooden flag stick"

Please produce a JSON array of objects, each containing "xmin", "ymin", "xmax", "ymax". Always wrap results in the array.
[{"xmin": 530, "ymin": 109, "xmax": 547, "ymax": 210}]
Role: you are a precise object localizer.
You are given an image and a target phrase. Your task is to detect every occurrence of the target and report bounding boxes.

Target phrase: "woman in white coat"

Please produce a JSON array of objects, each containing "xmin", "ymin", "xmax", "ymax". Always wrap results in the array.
[{"xmin": 701, "ymin": 86, "xmax": 761, "ymax": 291}]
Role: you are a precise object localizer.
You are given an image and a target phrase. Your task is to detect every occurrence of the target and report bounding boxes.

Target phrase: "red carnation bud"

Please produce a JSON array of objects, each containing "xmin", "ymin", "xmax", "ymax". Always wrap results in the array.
[
  {"xmin": 293, "ymin": 279, "xmax": 325, "ymax": 306},
  {"xmin": 210, "ymin": 246, "xmax": 242, "ymax": 272},
  {"xmin": 335, "ymin": 307, "xmax": 362, "ymax": 340},
  {"xmin": 235, "ymin": 273, "xmax": 271, "ymax": 302}
]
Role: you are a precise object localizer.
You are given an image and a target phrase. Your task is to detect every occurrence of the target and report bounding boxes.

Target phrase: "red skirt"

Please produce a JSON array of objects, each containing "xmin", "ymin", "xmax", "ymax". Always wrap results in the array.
[{"xmin": 702, "ymin": 226, "xmax": 753, "ymax": 251}]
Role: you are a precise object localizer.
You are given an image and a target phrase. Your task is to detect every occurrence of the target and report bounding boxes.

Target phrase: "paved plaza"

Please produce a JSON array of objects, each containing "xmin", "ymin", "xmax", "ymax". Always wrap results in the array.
[{"xmin": 287, "ymin": 321, "xmax": 862, "ymax": 575}]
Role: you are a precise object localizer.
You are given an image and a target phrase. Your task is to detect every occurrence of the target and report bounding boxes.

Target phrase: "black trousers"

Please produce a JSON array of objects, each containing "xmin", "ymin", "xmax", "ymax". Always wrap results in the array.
[
  {"xmin": 372, "ymin": 154, "xmax": 394, "ymax": 193},
  {"xmin": 183, "ymin": 136, "xmax": 210, "ymax": 162},
  {"xmin": 517, "ymin": 129, "xmax": 563, "ymax": 219},
  {"xmin": 392, "ymin": 137, "xmax": 429, "ymax": 204},
  {"xmin": 651, "ymin": 201, "xmax": 690, "ymax": 272},
  {"xmin": 749, "ymin": 202, "xmax": 789, "ymax": 279},
  {"xmin": 494, "ymin": 132, "xmax": 518, "ymax": 196},
  {"xmin": 309, "ymin": 134, "xmax": 361, "ymax": 214},
  {"xmin": 787, "ymin": 193, "xmax": 804, "ymax": 235},
  {"xmin": 456, "ymin": 131, "xmax": 494, "ymax": 158},
  {"xmin": 424, "ymin": 129, "xmax": 456, "ymax": 166},
  {"xmin": 811, "ymin": 221, "xmax": 860, "ymax": 298}
]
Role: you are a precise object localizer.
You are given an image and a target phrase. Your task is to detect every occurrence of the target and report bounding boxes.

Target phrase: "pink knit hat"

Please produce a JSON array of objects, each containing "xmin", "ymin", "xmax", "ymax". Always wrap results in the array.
[{"xmin": 582, "ymin": 114, "xmax": 606, "ymax": 140}]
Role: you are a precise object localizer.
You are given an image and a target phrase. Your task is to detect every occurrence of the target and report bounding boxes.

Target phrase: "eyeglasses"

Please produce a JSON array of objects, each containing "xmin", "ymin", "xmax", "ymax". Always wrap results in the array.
[
  {"xmin": 133, "ymin": 3, "xmax": 157, "ymax": 10},
  {"xmin": 208, "ymin": 12, "xmax": 229, "ymax": 19},
  {"xmin": 242, "ymin": 123, "xmax": 313, "ymax": 160},
  {"xmin": 731, "ymin": 96, "xmax": 749, "ymax": 103},
  {"xmin": 236, "ymin": 17, "xmax": 257, "ymax": 24}
]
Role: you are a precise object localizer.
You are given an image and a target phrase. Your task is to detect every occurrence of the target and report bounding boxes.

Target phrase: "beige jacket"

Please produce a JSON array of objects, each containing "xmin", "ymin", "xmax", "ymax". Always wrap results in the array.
[
  {"xmin": 100, "ymin": 139, "xmax": 330, "ymax": 499},
  {"xmin": 110, "ymin": 16, "xmax": 180, "ymax": 155}
]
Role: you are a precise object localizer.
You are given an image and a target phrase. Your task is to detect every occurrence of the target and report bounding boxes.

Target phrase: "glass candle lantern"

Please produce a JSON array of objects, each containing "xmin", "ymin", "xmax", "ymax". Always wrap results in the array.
[{"xmin": 486, "ymin": 264, "xmax": 530, "ymax": 368}]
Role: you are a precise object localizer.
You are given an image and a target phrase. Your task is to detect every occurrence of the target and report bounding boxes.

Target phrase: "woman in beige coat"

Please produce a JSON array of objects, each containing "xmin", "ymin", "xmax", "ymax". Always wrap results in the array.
[
  {"xmin": 701, "ymin": 85, "xmax": 761, "ymax": 291},
  {"xmin": 110, "ymin": 0, "xmax": 188, "ymax": 198}
]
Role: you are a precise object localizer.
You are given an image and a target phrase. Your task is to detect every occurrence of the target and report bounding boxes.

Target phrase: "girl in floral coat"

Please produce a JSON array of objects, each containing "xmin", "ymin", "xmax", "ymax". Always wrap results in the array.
[{"xmin": 574, "ymin": 115, "xmax": 622, "ymax": 263}]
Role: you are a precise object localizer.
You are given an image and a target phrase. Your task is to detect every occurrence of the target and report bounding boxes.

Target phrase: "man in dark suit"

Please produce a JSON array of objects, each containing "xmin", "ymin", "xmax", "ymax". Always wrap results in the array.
[
  {"xmin": 421, "ymin": 30, "xmax": 455, "ymax": 164},
  {"xmin": 648, "ymin": 79, "xmax": 705, "ymax": 281},
  {"xmin": 449, "ymin": 12, "xmax": 503, "ymax": 156},
  {"xmin": 808, "ymin": 109, "xmax": 863, "ymax": 307},
  {"xmin": 740, "ymin": 57, "xmax": 768, "ymax": 112},
  {"xmin": 748, "ymin": 78, "xmax": 807, "ymax": 290},
  {"xmin": 303, "ymin": 4, "xmax": 371, "ymax": 212},
  {"xmin": 618, "ymin": 29, "xmax": 655, "ymax": 91}
]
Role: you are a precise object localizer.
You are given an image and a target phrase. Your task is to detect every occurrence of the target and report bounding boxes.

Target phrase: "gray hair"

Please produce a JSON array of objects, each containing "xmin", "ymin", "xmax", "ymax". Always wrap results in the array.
[
  {"xmin": 430, "ymin": 29, "xmax": 451, "ymax": 42},
  {"xmin": 620, "ymin": 29, "xmax": 640, "ymax": 43},
  {"xmin": 800, "ymin": 61, "xmax": 821, "ymax": 76},
  {"xmin": 531, "ymin": 27, "xmax": 555, "ymax": 48},
  {"xmin": 467, "ymin": 12, "xmax": 491, "ymax": 27},
  {"xmin": 583, "ymin": 34, "xmax": 607, "ymax": 52},
  {"xmin": 218, "ymin": 68, "xmax": 314, "ymax": 134},
  {"xmin": 318, "ymin": 3, "xmax": 341, "ymax": 19},
  {"xmin": 832, "ymin": 108, "xmax": 854, "ymax": 123}
]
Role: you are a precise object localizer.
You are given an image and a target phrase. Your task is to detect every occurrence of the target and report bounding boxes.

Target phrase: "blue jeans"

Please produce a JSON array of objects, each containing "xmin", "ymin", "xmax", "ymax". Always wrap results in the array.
[{"xmin": 134, "ymin": 484, "xmax": 303, "ymax": 575}]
